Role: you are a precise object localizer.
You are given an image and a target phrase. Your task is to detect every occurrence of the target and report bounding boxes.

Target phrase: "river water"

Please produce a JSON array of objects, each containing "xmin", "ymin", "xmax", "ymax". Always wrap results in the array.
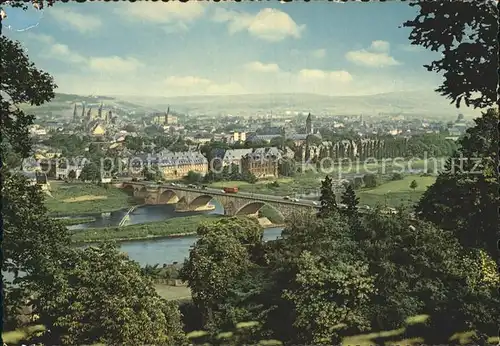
[{"xmin": 61, "ymin": 200, "xmax": 283, "ymax": 266}]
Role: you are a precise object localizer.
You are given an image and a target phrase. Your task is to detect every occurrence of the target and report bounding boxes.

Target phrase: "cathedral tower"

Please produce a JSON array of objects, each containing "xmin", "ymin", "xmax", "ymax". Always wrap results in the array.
[{"xmin": 306, "ymin": 113, "xmax": 313, "ymax": 135}]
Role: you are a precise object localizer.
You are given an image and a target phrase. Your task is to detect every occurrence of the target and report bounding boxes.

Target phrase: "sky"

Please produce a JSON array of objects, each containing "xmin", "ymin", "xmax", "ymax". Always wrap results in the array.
[{"xmin": 3, "ymin": 1, "xmax": 446, "ymax": 98}]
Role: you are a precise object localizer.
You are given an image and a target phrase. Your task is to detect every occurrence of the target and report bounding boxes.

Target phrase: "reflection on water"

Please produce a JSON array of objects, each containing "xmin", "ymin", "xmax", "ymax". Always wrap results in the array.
[
  {"xmin": 120, "ymin": 227, "xmax": 283, "ymax": 266},
  {"xmin": 67, "ymin": 201, "xmax": 224, "ymax": 230},
  {"xmin": 62, "ymin": 201, "xmax": 283, "ymax": 266}
]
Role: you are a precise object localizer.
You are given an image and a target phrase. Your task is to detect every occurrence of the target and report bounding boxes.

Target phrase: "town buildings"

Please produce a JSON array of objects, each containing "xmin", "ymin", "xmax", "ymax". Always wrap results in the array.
[
  {"xmin": 241, "ymin": 147, "xmax": 281, "ymax": 178},
  {"xmin": 130, "ymin": 151, "xmax": 208, "ymax": 180}
]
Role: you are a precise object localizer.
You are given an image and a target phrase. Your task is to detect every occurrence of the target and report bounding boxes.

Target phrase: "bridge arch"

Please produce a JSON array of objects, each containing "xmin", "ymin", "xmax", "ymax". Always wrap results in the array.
[
  {"xmin": 235, "ymin": 202, "xmax": 285, "ymax": 222},
  {"xmin": 122, "ymin": 184, "xmax": 135, "ymax": 195},
  {"xmin": 189, "ymin": 194, "xmax": 221, "ymax": 212},
  {"xmin": 158, "ymin": 189, "xmax": 179, "ymax": 204},
  {"xmin": 137, "ymin": 186, "xmax": 148, "ymax": 198}
]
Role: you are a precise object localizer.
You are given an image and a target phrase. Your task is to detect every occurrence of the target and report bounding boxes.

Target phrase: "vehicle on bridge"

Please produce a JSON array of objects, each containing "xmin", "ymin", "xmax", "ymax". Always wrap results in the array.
[{"xmin": 223, "ymin": 187, "xmax": 239, "ymax": 193}]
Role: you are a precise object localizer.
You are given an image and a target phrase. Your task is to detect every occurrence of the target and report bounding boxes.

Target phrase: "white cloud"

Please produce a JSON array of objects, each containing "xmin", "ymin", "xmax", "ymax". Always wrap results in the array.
[
  {"xmin": 88, "ymin": 56, "xmax": 143, "ymax": 73},
  {"xmin": 212, "ymin": 8, "xmax": 305, "ymax": 42},
  {"xmin": 298, "ymin": 69, "xmax": 353, "ymax": 83},
  {"xmin": 48, "ymin": 7, "xmax": 102, "ymax": 33},
  {"xmin": 164, "ymin": 75, "xmax": 246, "ymax": 95},
  {"xmin": 115, "ymin": 1, "xmax": 205, "ymax": 32},
  {"xmin": 244, "ymin": 61, "xmax": 280, "ymax": 73},
  {"xmin": 311, "ymin": 49, "xmax": 326, "ymax": 59},
  {"xmin": 370, "ymin": 40, "xmax": 390, "ymax": 52},
  {"xmin": 29, "ymin": 34, "xmax": 142, "ymax": 74},
  {"xmin": 345, "ymin": 41, "xmax": 401, "ymax": 67},
  {"xmin": 48, "ymin": 43, "xmax": 86, "ymax": 64}
]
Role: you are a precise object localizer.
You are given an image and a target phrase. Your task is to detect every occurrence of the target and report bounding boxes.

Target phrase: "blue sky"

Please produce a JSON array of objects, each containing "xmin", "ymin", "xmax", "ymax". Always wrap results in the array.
[{"xmin": 3, "ymin": 1, "xmax": 445, "ymax": 97}]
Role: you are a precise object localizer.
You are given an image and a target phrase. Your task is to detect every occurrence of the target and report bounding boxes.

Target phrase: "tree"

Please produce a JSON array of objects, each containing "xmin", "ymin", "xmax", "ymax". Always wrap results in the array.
[
  {"xmin": 354, "ymin": 210, "xmax": 499, "ymax": 343},
  {"xmin": 0, "ymin": 26, "xmax": 70, "ymax": 330},
  {"xmin": 2, "ymin": 172, "xmax": 71, "ymax": 330},
  {"xmin": 32, "ymin": 243, "xmax": 186, "ymax": 345},
  {"xmin": 362, "ymin": 174, "xmax": 378, "ymax": 188},
  {"xmin": 186, "ymin": 170, "xmax": 203, "ymax": 184},
  {"xmin": 340, "ymin": 184, "xmax": 359, "ymax": 219},
  {"xmin": 278, "ymin": 158, "xmax": 296, "ymax": 177},
  {"xmin": 180, "ymin": 229, "xmax": 251, "ymax": 330},
  {"xmin": 79, "ymin": 162, "xmax": 100, "ymax": 183},
  {"xmin": 143, "ymin": 163, "xmax": 164, "ymax": 181},
  {"xmin": 270, "ymin": 213, "xmax": 375, "ymax": 344},
  {"xmin": 409, "ymin": 179, "xmax": 418, "ymax": 191},
  {"xmin": 318, "ymin": 175, "xmax": 337, "ymax": 218},
  {"xmin": 416, "ymin": 108, "xmax": 499, "ymax": 258},
  {"xmin": 0, "ymin": 35, "xmax": 57, "ymax": 160},
  {"xmin": 67, "ymin": 169, "xmax": 76, "ymax": 181},
  {"xmin": 403, "ymin": 0, "xmax": 497, "ymax": 109}
]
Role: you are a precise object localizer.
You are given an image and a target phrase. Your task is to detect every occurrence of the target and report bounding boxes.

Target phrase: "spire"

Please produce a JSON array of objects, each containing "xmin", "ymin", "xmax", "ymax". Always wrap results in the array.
[
  {"xmin": 164, "ymin": 106, "xmax": 170, "ymax": 125},
  {"xmin": 306, "ymin": 113, "xmax": 313, "ymax": 135},
  {"xmin": 73, "ymin": 104, "xmax": 78, "ymax": 121}
]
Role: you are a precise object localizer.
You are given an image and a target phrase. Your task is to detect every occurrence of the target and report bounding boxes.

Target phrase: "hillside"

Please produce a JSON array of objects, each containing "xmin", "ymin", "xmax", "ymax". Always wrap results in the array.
[
  {"xmin": 21, "ymin": 90, "xmax": 481, "ymax": 120},
  {"xmin": 122, "ymin": 90, "xmax": 481, "ymax": 118}
]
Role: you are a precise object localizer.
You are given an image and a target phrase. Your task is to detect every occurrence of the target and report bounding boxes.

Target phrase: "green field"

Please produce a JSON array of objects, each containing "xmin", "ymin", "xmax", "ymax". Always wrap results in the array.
[
  {"xmin": 357, "ymin": 176, "xmax": 436, "ymax": 208},
  {"xmin": 154, "ymin": 284, "xmax": 192, "ymax": 301},
  {"xmin": 70, "ymin": 214, "xmax": 222, "ymax": 244},
  {"xmin": 45, "ymin": 182, "xmax": 137, "ymax": 215}
]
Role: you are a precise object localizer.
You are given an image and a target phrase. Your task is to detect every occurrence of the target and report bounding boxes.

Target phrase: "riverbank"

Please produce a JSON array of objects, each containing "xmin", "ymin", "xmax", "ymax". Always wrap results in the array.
[
  {"xmin": 71, "ymin": 213, "xmax": 285, "ymax": 244},
  {"xmin": 71, "ymin": 214, "xmax": 222, "ymax": 244},
  {"xmin": 53, "ymin": 216, "xmax": 96, "ymax": 226},
  {"xmin": 45, "ymin": 182, "xmax": 137, "ymax": 215}
]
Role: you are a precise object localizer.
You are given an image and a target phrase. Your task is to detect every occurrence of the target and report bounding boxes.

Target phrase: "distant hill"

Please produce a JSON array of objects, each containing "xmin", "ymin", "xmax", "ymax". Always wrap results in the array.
[
  {"xmin": 22, "ymin": 91, "xmax": 482, "ymax": 120},
  {"xmin": 20, "ymin": 93, "xmax": 159, "ymax": 118},
  {"xmin": 120, "ymin": 90, "xmax": 481, "ymax": 119}
]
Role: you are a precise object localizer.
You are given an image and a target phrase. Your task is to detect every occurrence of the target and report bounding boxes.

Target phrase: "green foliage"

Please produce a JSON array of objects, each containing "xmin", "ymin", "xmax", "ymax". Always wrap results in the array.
[
  {"xmin": 185, "ymin": 170, "xmax": 203, "ymax": 184},
  {"xmin": 391, "ymin": 172, "xmax": 404, "ymax": 180},
  {"xmin": 416, "ymin": 108, "xmax": 499, "ymax": 257},
  {"xmin": 282, "ymin": 251, "xmax": 374, "ymax": 344},
  {"xmin": 67, "ymin": 169, "xmax": 76, "ymax": 181},
  {"xmin": 0, "ymin": 35, "xmax": 56, "ymax": 159},
  {"xmin": 409, "ymin": 179, "xmax": 418, "ymax": 191},
  {"xmin": 143, "ymin": 163, "xmax": 164, "ymax": 181},
  {"xmin": 352, "ymin": 176, "xmax": 364, "ymax": 189},
  {"xmin": 340, "ymin": 184, "xmax": 359, "ymax": 218},
  {"xmin": 2, "ymin": 172, "xmax": 71, "ymax": 330},
  {"xmin": 362, "ymin": 174, "xmax": 378, "ymax": 188},
  {"xmin": 204, "ymin": 163, "xmax": 257, "ymax": 184},
  {"xmin": 318, "ymin": 175, "xmax": 337, "ymax": 218},
  {"xmin": 79, "ymin": 162, "xmax": 100, "ymax": 183},
  {"xmin": 278, "ymin": 158, "xmax": 295, "ymax": 177},
  {"xmin": 43, "ymin": 133, "xmax": 90, "ymax": 157},
  {"xmin": 31, "ymin": 243, "xmax": 186, "ymax": 345},
  {"xmin": 355, "ymin": 210, "xmax": 500, "ymax": 341},
  {"xmin": 403, "ymin": 0, "xmax": 497, "ymax": 108}
]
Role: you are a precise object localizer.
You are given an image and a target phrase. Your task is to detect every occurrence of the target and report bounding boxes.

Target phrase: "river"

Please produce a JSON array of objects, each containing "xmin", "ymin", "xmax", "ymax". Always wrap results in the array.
[{"xmin": 60, "ymin": 200, "xmax": 283, "ymax": 266}]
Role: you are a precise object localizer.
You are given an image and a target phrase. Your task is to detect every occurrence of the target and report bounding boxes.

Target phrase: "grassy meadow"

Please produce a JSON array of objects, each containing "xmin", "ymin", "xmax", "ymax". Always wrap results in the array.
[
  {"xmin": 70, "ymin": 214, "xmax": 222, "ymax": 244},
  {"xmin": 357, "ymin": 175, "xmax": 437, "ymax": 208},
  {"xmin": 45, "ymin": 182, "xmax": 137, "ymax": 215}
]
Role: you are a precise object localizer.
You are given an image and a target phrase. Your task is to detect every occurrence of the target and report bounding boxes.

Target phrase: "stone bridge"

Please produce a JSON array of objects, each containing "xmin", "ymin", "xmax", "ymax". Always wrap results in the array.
[{"xmin": 122, "ymin": 182, "xmax": 319, "ymax": 219}]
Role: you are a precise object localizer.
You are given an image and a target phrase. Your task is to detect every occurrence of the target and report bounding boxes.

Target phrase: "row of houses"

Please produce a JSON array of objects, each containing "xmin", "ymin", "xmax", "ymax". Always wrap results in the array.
[{"xmin": 23, "ymin": 146, "xmax": 294, "ymax": 182}]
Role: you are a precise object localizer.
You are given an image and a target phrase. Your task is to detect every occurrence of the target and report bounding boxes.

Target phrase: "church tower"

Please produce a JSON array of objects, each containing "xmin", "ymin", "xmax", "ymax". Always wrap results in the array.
[
  {"xmin": 81, "ymin": 102, "xmax": 86, "ymax": 119},
  {"xmin": 306, "ymin": 113, "xmax": 313, "ymax": 135},
  {"xmin": 164, "ymin": 106, "xmax": 170, "ymax": 125}
]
